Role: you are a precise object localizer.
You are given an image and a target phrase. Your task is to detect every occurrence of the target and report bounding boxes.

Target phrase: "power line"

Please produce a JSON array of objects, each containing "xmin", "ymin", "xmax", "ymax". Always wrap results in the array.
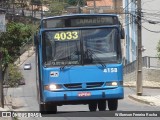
[
  {"xmin": 126, "ymin": 12, "xmax": 160, "ymax": 32},
  {"xmin": 136, "ymin": 20, "xmax": 160, "ymax": 33}
]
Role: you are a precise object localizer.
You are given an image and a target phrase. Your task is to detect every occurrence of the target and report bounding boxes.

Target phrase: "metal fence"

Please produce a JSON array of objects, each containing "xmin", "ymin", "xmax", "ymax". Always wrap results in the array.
[
  {"xmin": 124, "ymin": 56, "xmax": 160, "ymax": 74},
  {"xmin": 143, "ymin": 56, "xmax": 160, "ymax": 68}
]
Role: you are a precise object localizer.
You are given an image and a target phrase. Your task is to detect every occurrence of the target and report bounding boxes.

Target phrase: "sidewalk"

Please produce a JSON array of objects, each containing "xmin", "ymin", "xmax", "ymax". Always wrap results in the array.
[{"xmin": 124, "ymin": 81, "xmax": 160, "ymax": 107}]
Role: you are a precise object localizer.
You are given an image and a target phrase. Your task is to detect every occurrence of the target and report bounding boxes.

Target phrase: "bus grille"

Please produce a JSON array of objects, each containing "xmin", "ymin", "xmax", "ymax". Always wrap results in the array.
[
  {"xmin": 86, "ymin": 82, "xmax": 104, "ymax": 88},
  {"xmin": 64, "ymin": 83, "xmax": 82, "ymax": 89},
  {"xmin": 63, "ymin": 82, "xmax": 104, "ymax": 89}
]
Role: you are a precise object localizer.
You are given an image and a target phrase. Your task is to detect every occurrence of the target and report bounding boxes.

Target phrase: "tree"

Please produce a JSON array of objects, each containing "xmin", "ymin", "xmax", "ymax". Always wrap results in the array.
[
  {"xmin": 67, "ymin": 0, "xmax": 86, "ymax": 6},
  {"xmin": 44, "ymin": 1, "xmax": 68, "ymax": 16},
  {"xmin": 0, "ymin": 22, "xmax": 34, "ymax": 87},
  {"xmin": 0, "ymin": 22, "xmax": 35, "ymax": 87},
  {"xmin": 31, "ymin": 0, "xmax": 42, "ymax": 5},
  {"xmin": 157, "ymin": 40, "xmax": 160, "ymax": 59},
  {"xmin": 0, "ymin": 22, "xmax": 32, "ymax": 65},
  {"xmin": 42, "ymin": 0, "xmax": 87, "ymax": 16}
]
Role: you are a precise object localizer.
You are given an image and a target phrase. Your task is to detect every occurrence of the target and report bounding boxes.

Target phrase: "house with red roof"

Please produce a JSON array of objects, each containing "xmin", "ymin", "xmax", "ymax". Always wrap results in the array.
[{"xmin": 82, "ymin": 0, "xmax": 123, "ymax": 14}]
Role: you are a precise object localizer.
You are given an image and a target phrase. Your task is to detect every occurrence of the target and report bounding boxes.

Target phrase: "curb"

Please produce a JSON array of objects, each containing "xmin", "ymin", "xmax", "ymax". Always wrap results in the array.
[
  {"xmin": 128, "ymin": 95, "xmax": 154, "ymax": 106},
  {"xmin": 124, "ymin": 85, "xmax": 160, "ymax": 89}
]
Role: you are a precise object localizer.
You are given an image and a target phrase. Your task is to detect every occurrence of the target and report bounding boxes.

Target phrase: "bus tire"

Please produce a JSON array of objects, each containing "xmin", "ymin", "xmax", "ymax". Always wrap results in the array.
[
  {"xmin": 39, "ymin": 104, "xmax": 46, "ymax": 114},
  {"xmin": 45, "ymin": 104, "xmax": 57, "ymax": 114},
  {"xmin": 88, "ymin": 101, "xmax": 97, "ymax": 111},
  {"xmin": 108, "ymin": 99, "xmax": 118, "ymax": 111},
  {"xmin": 98, "ymin": 100, "xmax": 106, "ymax": 111},
  {"xmin": 40, "ymin": 103, "xmax": 57, "ymax": 114}
]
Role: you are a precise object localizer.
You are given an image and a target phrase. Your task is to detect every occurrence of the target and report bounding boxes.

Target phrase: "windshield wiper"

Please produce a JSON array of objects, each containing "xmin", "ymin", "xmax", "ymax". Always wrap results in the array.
[
  {"xmin": 60, "ymin": 51, "xmax": 80, "ymax": 70},
  {"xmin": 60, "ymin": 61, "xmax": 70, "ymax": 70},
  {"xmin": 86, "ymin": 49, "xmax": 106, "ymax": 68}
]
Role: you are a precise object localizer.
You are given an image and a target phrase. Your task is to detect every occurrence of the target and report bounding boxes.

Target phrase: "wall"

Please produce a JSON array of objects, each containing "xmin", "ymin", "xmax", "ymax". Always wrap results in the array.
[
  {"xmin": 143, "ymin": 68, "xmax": 160, "ymax": 82},
  {"xmin": 124, "ymin": 68, "xmax": 160, "ymax": 82}
]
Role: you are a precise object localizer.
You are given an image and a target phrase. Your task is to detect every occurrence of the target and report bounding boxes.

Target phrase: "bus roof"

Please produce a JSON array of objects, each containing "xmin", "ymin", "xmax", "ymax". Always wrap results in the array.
[{"xmin": 42, "ymin": 14, "xmax": 118, "ymax": 20}]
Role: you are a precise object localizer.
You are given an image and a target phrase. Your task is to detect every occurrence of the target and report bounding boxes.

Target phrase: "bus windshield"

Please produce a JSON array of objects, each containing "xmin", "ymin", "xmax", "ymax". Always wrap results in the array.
[{"xmin": 43, "ymin": 28, "xmax": 120, "ymax": 66}]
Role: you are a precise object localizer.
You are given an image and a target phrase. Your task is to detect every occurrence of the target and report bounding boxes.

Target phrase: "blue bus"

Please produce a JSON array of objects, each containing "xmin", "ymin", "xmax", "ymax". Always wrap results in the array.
[{"xmin": 34, "ymin": 14, "xmax": 124, "ymax": 114}]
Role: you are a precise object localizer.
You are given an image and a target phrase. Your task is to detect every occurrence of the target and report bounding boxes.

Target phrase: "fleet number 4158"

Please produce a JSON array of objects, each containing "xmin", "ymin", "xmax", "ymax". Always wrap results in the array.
[{"xmin": 104, "ymin": 68, "xmax": 118, "ymax": 73}]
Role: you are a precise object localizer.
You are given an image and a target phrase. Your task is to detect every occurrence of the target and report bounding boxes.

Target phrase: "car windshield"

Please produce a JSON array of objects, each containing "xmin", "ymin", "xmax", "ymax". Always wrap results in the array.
[{"xmin": 42, "ymin": 28, "xmax": 121, "ymax": 66}]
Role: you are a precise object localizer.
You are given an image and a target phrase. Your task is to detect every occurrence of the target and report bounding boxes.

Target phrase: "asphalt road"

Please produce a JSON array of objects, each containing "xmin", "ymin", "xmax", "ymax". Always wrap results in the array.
[{"xmin": 8, "ymin": 54, "xmax": 160, "ymax": 120}]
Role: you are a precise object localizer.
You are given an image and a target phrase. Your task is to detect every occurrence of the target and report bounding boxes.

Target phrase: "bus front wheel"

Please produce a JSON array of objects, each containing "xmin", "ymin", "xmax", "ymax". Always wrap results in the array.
[
  {"xmin": 108, "ymin": 99, "xmax": 118, "ymax": 111},
  {"xmin": 40, "ymin": 103, "xmax": 57, "ymax": 114},
  {"xmin": 98, "ymin": 100, "xmax": 106, "ymax": 111},
  {"xmin": 88, "ymin": 101, "xmax": 97, "ymax": 111}
]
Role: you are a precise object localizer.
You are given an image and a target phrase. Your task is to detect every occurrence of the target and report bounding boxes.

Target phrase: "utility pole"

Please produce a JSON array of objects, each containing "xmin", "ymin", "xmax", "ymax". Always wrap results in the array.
[
  {"xmin": 41, "ymin": 2, "xmax": 43, "ymax": 19},
  {"xmin": 0, "ymin": 9, "xmax": 6, "ymax": 108},
  {"xmin": 77, "ymin": 0, "xmax": 81, "ymax": 13},
  {"xmin": 93, "ymin": 0, "xmax": 96, "ymax": 13},
  {"xmin": 136, "ymin": 0, "xmax": 143, "ymax": 96},
  {"xmin": 114, "ymin": 0, "xmax": 117, "ymax": 14},
  {"xmin": 0, "ymin": 53, "xmax": 4, "ymax": 108}
]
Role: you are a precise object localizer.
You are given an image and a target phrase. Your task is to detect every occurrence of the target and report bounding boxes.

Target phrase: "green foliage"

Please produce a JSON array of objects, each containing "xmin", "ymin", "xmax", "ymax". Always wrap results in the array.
[
  {"xmin": 67, "ymin": 0, "xmax": 77, "ymax": 5},
  {"xmin": 43, "ymin": 0, "xmax": 87, "ymax": 16},
  {"xmin": 0, "ymin": 22, "xmax": 32, "ymax": 64},
  {"xmin": 31, "ymin": 0, "xmax": 42, "ymax": 5},
  {"xmin": 0, "ymin": 21, "xmax": 36, "ymax": 87},
  {"xmin": 157, "ymin": 40, "xmax": 160, "ymax": 59},
  {"xmin": 45, "ymin": 1, "xmax": 68, "ymax": 16},
  {"xmin": 67, "ymin": 0, "xmax": 86, "ymax": 6},
  {"xmin": 8, "ymin": 64, "xmax": 23, "ymax": 87}
]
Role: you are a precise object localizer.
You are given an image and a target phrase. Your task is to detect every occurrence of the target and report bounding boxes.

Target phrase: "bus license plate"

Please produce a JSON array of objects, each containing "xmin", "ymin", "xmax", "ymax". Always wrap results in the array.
[{"xmin": 78, "ymin": 92, "xmax": 91, "ymax": 97}]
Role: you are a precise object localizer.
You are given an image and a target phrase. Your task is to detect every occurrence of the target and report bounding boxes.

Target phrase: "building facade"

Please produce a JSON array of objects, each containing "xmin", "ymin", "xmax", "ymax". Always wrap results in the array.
[
  {"xmin": 124, "ymin": 0, "xmax": 160, "ymax": 65},
  {"xmin": 123, "ymin": 0, "xmax": 137, "ymax": 64}
]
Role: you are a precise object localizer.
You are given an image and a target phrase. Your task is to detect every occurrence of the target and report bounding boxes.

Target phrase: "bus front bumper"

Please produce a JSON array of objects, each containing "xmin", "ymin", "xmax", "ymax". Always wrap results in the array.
[{"xmin": 42, "ymin": 87, "xmax": 124, "ymax": 103}]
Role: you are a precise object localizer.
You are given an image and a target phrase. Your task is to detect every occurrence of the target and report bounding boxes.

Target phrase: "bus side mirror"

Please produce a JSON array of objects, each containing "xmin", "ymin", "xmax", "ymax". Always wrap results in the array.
[
  {"xmin": 34, "ymin": 34, "xmax": 38, "ymax": 45},
  {"xmin": 121, "ymin": 28, "xmax": 125, "ymax": 39}
]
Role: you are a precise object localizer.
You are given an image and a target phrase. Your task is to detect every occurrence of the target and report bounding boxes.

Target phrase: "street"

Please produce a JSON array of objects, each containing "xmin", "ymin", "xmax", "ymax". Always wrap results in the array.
[{"xmin": 4, "ymin": 54, "xmax": 160, "ymax": 120}]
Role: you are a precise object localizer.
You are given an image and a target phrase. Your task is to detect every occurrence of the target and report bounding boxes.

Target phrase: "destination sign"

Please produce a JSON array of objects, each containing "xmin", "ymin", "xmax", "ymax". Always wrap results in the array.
[
  {"xmin": 71, "ymin": 17, "xmax": 116, "ymax": 26},
  {"xmin": 42, "ymin": 16, "xmax": 118, "ymax": 28}
]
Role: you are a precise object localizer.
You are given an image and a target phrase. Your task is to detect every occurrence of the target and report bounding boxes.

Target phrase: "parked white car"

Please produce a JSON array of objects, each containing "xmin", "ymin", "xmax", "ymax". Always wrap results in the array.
[{"xmin": 24, "ymin": 63, "xmax": 32, "ymax": 70}]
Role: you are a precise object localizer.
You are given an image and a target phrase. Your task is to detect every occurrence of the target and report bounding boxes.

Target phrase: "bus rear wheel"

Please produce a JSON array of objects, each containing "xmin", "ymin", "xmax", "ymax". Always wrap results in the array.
[
  {"xmin": 88, "ymin": 101, "xmax": 97, "ymax": 111},
  {"xmin": 98, "ymin": 100, "xmax": 106, "ymax": 111},
  {"xmin": 108, "ymin": 99, "xmax": 118, "ymax": 111}
]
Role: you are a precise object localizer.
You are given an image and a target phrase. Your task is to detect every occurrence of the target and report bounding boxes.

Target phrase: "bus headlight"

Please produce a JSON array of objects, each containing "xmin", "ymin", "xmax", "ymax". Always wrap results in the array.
[
  {"xmin": 111, "ymin": 82, "xmax": 118, "ymax": 86},
  {"xmin": 44, "ymin": 84, "xmax": 62, "ymax": 91},
  {"xmin": 49, "ymin": 84, "xmax": 57, "ymax": 91},
  {"xmin": 106, "ymin": 82, "xmax": 118, "ymax": 86}
]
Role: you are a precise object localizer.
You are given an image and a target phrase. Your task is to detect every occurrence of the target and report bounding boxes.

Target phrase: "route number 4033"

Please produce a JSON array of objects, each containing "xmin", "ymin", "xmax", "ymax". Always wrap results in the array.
[{"xmin": 54, "ymin": 31, "xmax": 79, "ymax": 41}]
